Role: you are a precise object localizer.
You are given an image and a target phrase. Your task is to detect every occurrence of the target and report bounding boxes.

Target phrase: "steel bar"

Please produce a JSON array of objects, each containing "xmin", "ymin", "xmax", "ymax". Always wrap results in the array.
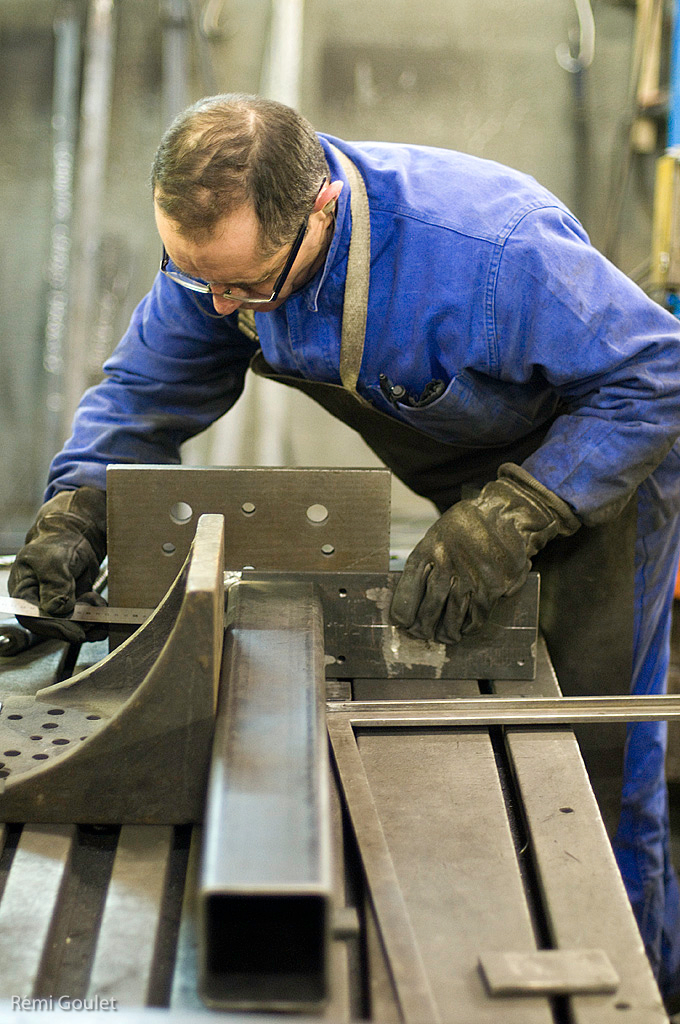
[
  {"xmin": 0, "ymin": 824, "xmax": 74, "ymax": 997},
  {"xmin": 199, "ymin": 580, "xmax": 331, "ymax": 1012},
  {"xmin": 327, "ymin": 715, "xmax": 441, "ymax": 1024},
  {"xmin": 87, "ymin": 825, "xmax": 173, "ymax": 1004},
  {"xmin": 170, "ymin": 827, "xmax": 203, "ymax": 1011},
  {"xmin": 327, "ymin": 693, "xmax": 680, "ymax": 725},
  {"xmin": 325, "ymin": 757, "xmax": 356, "ymax": 1021}
]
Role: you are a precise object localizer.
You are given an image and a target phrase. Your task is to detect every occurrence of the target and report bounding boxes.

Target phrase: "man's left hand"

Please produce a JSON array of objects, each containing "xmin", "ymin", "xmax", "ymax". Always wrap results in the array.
[{"xmin": 390, "ymin": 464, "xmax": 580, "ymax": 644}]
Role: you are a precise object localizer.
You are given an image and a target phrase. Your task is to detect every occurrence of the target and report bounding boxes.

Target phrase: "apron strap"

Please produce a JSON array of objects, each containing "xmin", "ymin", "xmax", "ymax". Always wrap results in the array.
[
  {"xmin": 239, "ymin": 146, "xmax": 372, "ymax": 408},
  {"xmin": 329, "ymin": 145, "xmax": 372, "ymax": 407}
]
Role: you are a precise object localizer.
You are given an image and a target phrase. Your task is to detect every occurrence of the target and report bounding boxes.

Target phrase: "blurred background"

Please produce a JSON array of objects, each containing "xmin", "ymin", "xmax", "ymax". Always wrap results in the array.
[{"xmin": 0, "ymin": 0, "xmax": 670, "ymax": 551}]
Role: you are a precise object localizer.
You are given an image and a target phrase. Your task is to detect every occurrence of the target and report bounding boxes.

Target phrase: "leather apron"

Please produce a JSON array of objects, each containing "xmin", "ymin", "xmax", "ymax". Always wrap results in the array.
[{"xmin": 247, "ymin": 146, "xmax": 636, "ymax": 833}]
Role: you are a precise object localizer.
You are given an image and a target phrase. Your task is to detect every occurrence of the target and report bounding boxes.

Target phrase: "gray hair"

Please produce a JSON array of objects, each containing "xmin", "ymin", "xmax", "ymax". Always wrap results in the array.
[{"xmin": 151, "ymin": 93, "xmax": 328, "ymax": 253}]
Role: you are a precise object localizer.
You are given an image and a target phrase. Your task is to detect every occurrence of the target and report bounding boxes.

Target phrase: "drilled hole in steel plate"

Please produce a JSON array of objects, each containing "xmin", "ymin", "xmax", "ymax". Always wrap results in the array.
[
  {"xmin": 6, "ymin": 714, "xmax": 22, "ymax": 721},
  {"xmin": 32, "ymin": 754, "xmax": 48, "ymax": 761},
  {"xmin": 42, "ymin": 723, "xmax": 58, "ymax": 730},
  {"xmin": 4, "ymin": 751, "xmax": 20, "ymax": 757},
  {"xmin": 336, "ymin": 655, "xmax": 346, "ymax": 664},
  {"xmin": 559, "ymin": 807, "xmax": 575, "ymax": 814},
  {"xmin": 30, "ymin": 736, "xmax": 42, "ymax": 741},
  {"xmin": 306, "ymin": 503, "xmax": 329, "ymax": 524},
  {"xmin": 321, "ymin": 544, "xmax": 335, "ymax": 556},
  {"xmin": 338, "ymin": 588, "xmax": 347, "ymax": 598},
  {"xmin": 241, "ymin": 501, "xmax": 256, "ymax": 516},
  {"xmin": 86, "ymin": 715, "xmax": 101, "ymax": 721},
  {"xmin": 0, "ymin": 771, "xmax": 10, "ymax": 779},
  {"xmin": 169, "ymin": 501, "xmax": 193, "ymax": 525},
  {"xmin": 162, "ymin": 542, "xmax": 176, "ymax": 556},
  {"xmin": 47, "ymin": 709, "xmax": 65, "ymax": 716},
  {"xmin": 52, "ymin": 739, "xmax": 70, "ymax": 745}
]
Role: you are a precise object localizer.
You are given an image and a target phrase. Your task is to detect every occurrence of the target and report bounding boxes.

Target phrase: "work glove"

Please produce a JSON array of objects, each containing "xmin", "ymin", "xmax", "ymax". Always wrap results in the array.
[
  {"xmin": 390, "ymin": 463, "xmax": 580, "ymax": 644},
  {"xmin": 8, "ymin": 487, "xmax": 108, "ymax": 644}
]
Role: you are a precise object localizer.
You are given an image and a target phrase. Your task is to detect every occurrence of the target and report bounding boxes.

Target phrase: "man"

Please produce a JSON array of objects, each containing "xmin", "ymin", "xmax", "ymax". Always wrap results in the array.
[{"xmin": 9, "ymin": 93, "xmax": 680, "ymax": 1001}]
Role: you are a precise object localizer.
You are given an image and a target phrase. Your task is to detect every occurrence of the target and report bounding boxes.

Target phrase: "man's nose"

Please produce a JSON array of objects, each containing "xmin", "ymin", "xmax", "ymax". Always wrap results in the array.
[{"xmin": 211, "ymin": 291, "xmax": 244, "ymax": 315}]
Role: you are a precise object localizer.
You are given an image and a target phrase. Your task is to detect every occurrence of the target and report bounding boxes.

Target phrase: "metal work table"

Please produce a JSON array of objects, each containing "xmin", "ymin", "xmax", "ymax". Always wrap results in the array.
[
  {"xmin": 0, "ymin": 615, "xmax": 667, "ymax": 1021},
  {"xmin": 0, "ymin": 466, "xmax": 670, "ymax": 1023}
]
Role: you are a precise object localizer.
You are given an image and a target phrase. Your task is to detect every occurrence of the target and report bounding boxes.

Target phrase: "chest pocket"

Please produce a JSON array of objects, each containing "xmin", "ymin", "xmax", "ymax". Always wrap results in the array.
[{"xmin": 383, "ymin": 369, "xmax": 560, "ymax": 448}]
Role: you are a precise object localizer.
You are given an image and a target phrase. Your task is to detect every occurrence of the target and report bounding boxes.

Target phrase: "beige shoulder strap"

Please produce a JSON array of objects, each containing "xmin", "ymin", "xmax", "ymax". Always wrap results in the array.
[
  {"xmin": 240, "ymin": 146, "xmax": 371, "ymax": 406},
  {"xmin": 329, "ymin": 144, "xmax": 372, "ymax": 405}
]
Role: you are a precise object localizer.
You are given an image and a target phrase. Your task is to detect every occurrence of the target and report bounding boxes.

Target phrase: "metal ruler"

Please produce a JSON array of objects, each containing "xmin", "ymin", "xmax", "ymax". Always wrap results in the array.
[{"xmin": 0, "ymin": 595, "xmax": 152, "ymax": 626}]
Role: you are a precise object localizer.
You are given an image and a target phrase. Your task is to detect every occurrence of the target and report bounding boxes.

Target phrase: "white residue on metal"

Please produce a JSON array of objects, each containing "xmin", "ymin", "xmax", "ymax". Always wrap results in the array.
[{"xmin": 365, "ymin": 586, "xmax": 449, "ymax": 678}]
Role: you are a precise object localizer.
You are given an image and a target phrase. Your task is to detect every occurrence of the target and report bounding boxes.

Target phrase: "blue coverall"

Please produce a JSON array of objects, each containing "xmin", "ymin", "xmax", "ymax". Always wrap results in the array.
[{"xmin": 46, "ymin": 136, "xmax": 680, "ymax": 994}]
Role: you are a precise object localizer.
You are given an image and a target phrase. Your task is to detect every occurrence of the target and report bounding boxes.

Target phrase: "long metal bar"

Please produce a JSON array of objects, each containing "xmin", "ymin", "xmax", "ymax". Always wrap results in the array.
[
  {"xmin": 327, "ymin": 715, "xmax": 442, "ymax": 1024},
  {"xmin": 170, "ymin": 827, "xmax": 203, "ymax": 1011},
  {"xmin": 327, "ymin": 693, "xmax": 680, "ymax": 725},
  {"xmin": 198, "ymin": 580, "xmax": 332, "ymax": 1012}
]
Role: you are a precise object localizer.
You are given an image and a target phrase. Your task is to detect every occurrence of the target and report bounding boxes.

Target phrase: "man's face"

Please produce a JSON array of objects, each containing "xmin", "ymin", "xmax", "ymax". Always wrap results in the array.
[{"xmin": 154, "ymin": 199, "xmax": 329, "ymax": 316}]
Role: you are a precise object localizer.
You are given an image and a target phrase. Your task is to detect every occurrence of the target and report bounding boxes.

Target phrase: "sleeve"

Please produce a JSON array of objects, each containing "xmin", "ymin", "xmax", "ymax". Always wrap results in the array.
[
  {"xmin": 45, "ymin": 273, "xmax": 258, "ymax": 497},
  {"xmin": 491, "ymin": 206, "xmax": 680, "ymax": 524}
]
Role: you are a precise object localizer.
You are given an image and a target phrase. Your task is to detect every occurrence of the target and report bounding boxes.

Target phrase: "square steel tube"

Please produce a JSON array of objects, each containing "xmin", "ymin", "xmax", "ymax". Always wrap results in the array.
[{"xmin": 199, "ymin": 581, "xmax": 331, "ymax": 1011}]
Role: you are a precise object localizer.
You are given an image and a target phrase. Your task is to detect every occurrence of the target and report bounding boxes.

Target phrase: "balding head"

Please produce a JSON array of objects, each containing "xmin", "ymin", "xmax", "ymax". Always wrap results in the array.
[{"xmin": 151, "ymin": 93, "xmax": 329, "ymax": 256}]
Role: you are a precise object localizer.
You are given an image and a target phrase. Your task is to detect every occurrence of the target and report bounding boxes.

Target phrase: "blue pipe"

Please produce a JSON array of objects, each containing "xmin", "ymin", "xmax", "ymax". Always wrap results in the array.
[{"xmin": 669, "ymin": 0, "xmax": 680, "ymax": 148}]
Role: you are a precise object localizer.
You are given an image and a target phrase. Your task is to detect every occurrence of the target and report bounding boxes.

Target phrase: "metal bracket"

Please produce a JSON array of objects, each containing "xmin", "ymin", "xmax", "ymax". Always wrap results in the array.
[{"xmin": 0, "ymin": 514, "xmax": 225, "ymax": 824}]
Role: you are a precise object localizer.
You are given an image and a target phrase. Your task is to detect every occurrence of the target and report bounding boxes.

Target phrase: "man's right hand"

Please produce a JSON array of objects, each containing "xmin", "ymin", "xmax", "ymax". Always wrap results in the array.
[{"xmin": 8, "ymin": 487, "xmax": 107, "ymax": 644}]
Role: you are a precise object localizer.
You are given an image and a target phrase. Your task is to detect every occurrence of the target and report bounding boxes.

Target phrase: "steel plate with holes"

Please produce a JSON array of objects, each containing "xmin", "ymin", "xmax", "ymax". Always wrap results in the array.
[
  {"xmin": 0, "ymin": 698, "xmax": 105, "ymax": 780},
  {"xmin": 106, "ymin": 465, "xmax": 391, "ymax": 608}
]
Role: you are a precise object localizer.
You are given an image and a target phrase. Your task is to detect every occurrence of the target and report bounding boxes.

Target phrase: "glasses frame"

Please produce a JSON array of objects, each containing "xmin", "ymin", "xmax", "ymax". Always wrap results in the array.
[{"xmin": 159, "ymin": 179, "xmax": 326, "ymax": 307}]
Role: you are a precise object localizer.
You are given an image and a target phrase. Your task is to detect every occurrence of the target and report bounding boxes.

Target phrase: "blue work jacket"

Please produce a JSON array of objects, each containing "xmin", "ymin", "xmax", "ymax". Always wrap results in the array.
[{"xmin": 47, "ymin": 135, "xmax": 680, "ymax": 526}]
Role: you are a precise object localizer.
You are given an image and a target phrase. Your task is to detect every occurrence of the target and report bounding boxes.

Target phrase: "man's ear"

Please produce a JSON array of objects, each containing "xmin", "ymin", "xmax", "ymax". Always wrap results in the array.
[{"xmin": 316, "ymin": 180, "xmax": 344, "ymax": 213}]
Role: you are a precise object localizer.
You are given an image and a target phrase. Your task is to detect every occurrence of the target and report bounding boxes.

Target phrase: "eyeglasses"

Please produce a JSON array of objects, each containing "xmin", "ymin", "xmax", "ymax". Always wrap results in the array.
[{"xmin": 160, "ymin": 179, "xmax": 326, "ymax": 307}]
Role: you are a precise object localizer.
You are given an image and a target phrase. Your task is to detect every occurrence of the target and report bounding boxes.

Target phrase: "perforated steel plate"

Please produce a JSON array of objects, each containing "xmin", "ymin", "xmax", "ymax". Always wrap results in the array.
[{"xmin": 107, "ymin": 466, "xmax": 391, "ymax": 608}]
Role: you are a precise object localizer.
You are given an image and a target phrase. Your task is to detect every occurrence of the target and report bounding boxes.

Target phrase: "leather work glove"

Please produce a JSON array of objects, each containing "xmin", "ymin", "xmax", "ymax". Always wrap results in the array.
[
  {"xmin": 8, "ymin": 487, "xmax": 108, "ymax": 644},
  {"xmin": 390, "ymin": 463, "xmax": 580, "ymax": 644}
]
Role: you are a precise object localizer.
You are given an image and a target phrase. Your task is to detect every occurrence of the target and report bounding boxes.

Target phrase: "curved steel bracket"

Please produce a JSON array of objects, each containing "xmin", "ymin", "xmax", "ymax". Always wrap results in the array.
[{"xmin": 0, "ymin": 514, "xmax": 225, "ymax": 824}]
